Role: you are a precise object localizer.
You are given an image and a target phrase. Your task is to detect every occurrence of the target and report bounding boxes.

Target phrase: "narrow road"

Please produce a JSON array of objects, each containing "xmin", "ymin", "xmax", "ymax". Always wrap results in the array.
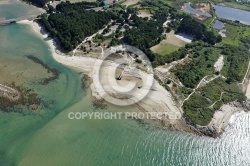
[
  {"xmin": 73, "ymin": 25, "xmax": 107, "ymax": 56},
  {"xmin": 118, "ymin": 52, "xmax": 134, "ymax": 80}
]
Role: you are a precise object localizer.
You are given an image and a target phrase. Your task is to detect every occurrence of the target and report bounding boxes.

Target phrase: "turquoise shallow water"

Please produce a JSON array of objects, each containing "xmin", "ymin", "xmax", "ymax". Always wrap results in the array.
[
  {"xmin": 0, "ymin": 1, "xmax": 250, "ymax": 166},
  {"xmin": 0, "ymin": 0, "xmax": 43, "ymax": 19}
]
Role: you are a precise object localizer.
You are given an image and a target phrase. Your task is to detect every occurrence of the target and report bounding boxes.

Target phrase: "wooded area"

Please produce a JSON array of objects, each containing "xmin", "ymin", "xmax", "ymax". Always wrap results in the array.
[{"xmin": 40, "ymin": 2, "xmax": 111, "ymax": 51}]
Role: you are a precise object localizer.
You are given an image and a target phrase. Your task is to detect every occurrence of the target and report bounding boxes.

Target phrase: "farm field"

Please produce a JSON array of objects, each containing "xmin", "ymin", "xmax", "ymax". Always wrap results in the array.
[{"xmin": 151, "ymin": 31, "xmax": 187, "ymax": 55}]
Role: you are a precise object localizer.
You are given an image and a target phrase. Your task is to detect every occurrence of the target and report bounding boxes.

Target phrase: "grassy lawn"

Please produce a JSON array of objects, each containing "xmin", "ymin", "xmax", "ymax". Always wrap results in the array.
[
  {"xmin": 151, "ymin": 43, "xmax": 180, "ymax": 55},
  {"xmin": 122, "ymin": 0, "xmax": 141, "ymax": 7},
  {"xmin": 151, "ymin": 31, "xmax": 187, "ymax": 56},
  {"xmin": 222, "ymin": 24, "xmax": 250, "ymax": 46},
  {"xmin": 161, "ymin": 0, "xmax": 174, "ymax": 6}
]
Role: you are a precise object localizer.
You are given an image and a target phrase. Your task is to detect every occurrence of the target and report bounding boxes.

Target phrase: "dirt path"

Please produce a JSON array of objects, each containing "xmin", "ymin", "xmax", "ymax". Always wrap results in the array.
[
  {"xmin": 181, "ymin": 75, "xmax": 221, "ymax": 107},
  {"xmin": 240, "ymin": 60, "xmax": 250, "ymax": 84},
  {"xmin": 209, "ymin": 92, "xmax": 225, "ymax": 108},
  {"xmin": 73, "ymin": 25, "xmax": 108, "ymax": 57}
]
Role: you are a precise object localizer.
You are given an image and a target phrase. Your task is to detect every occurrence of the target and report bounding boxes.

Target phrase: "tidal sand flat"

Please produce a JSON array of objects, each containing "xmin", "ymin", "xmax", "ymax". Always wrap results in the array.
[{"xmin": 0, "ymin": 0, "xmax": 44, "ymax": 19}]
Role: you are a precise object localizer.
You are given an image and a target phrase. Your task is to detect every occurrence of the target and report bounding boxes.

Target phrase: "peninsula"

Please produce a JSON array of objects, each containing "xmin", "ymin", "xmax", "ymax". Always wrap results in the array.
[{"xmin": 15, "ymin": 0, "xmax": 250, "ymax": 137}]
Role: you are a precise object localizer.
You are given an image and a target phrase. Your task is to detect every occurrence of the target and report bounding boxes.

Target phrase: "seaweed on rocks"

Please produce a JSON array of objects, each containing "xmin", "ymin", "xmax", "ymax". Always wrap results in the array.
[
  {"xmin": 0, "ymin": 82, "xmax": 41, "ymax": 113},
  {"xmin": 26, "ymin": 55, "xmax": 60, "ymax": 85}
]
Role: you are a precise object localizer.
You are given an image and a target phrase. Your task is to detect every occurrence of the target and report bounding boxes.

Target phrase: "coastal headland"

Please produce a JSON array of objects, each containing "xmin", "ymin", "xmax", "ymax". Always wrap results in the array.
[
  {"xmin": 2, "ymin": 0, "xmax": 250, "ymax": 165},
  {"xmin": 3, "ymin": 0, "xmax": 248, "ymax": 137},
  {"xmin": 18, "ymin": 17, "xmax": 250, "ymax": 137}
]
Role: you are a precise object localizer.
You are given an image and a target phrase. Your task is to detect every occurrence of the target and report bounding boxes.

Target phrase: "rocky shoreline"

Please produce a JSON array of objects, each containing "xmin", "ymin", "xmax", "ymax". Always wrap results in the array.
[
  {"xmin": 184, "ymin": 101, "xmax": 250, "ymax": 138},
  {"xmin": 0, "ymin": 82, "xmax": 41, "ymax": 112}
]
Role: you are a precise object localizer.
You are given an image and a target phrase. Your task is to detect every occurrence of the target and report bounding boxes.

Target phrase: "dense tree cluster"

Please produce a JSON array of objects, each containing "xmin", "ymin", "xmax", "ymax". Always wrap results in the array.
[
  {"xmin": 141, "ymin": 0, "xmax": 170, "ymax": 12},
  {"xmin": 221, "ymin": 44, "xmax": 250, "ymax": 83},
  {"xmin": 177, "ymin": 16, "xmax": 222, "ymax": 45},
  {"xmin": 40, "ymin": 2, "xmax": 111, "ymax": 51},
  {"xmin": 124, "ymin": 20, "xmax": 163, "ymax": 49},
  {"xmin": 109, "ymin": 37, "xmax": 120, "ymax": 47},
  {"xmin": 152, "ymin": 42, "xmax": 209, "ymax": 67},
  {"xmin": 109, "ymin": 8, "xmax": 130, "ymax": 24},
  {"xmin": 24, "ymin": 0, "xmax": 50, "ymax": 7},
  {"xmin": 123, "ymin": 11, "xmax": 168, "ymax": 60},
  {"xmin": 152, "ymin": 48, "xmax": 188, "ymax": 67},
  {"xmin": 172, "ymin": 47, "xmax": 220, "ymax": 88},
  {"xmin": 56, "ymin": 1, "xmax": 98, "ymax": 11},
  {"xmin": 157, "ymin": 40, "xmax": 250, "ymax": 88}
]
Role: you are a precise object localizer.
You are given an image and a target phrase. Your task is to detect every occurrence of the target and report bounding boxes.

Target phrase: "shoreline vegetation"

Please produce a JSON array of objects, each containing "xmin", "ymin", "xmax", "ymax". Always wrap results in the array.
[{"xmin": 16, "ymin": 0, "xmax": 250, "ymax": 137}]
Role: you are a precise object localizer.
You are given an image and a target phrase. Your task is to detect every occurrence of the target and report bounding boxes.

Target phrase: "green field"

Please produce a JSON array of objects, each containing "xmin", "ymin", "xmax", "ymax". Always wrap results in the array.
[
  {"xmin": 151, "ymin": 43, "xmax": 180, "ymax": 55},
  {"xmin": 222, "ymin": 24, "xmax": 250, "ymax": 46},
  {"xmin": 151, "ymin": 30, "xmax": 187, "ymax": 56}
]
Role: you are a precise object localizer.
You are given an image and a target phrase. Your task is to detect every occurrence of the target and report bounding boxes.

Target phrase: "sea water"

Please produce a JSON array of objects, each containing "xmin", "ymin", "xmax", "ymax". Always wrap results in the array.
[{"xmin": 0, "ymin": 1, "xmax": 250, "ymax": 166}]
